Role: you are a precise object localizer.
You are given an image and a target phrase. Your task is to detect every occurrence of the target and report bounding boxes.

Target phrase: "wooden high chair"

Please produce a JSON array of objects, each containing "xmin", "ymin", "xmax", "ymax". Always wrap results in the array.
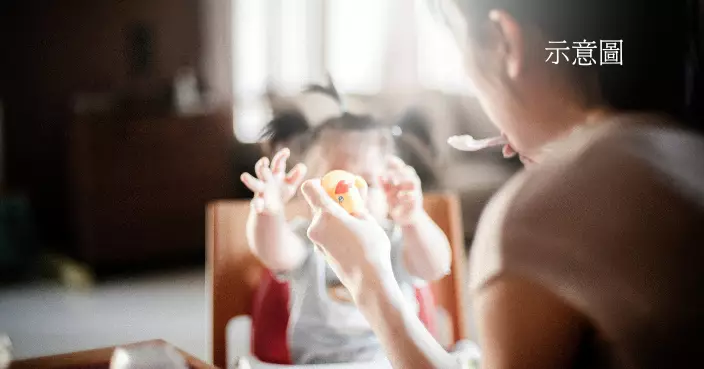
[{"xmin": 207, "ymin": 194, "xmax": 468, "ymax": 368}]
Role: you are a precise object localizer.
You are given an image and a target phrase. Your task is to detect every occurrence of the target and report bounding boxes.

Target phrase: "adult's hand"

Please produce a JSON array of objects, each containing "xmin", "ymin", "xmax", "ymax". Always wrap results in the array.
[
  {"xmin": 300, "ymin": 179, "xmax": 460, "ymax": 369},
  {"xmin": 300, "ymin": 179, "xmax": 395, "ymax": 298}
]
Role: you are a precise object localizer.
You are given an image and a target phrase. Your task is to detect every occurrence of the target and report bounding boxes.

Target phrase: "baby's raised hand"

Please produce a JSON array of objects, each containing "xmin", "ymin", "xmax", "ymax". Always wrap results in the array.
[
  {"xmin": 382, "ymin": 156, "xmax": 424, "ymax": 225},
  {"xmin": 240, "ymin": 148, "xmax": 307, "ymax": 215}
]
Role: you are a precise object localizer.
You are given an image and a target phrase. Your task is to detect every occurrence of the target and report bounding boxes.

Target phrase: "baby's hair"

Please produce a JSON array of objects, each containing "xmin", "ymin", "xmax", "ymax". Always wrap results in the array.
[
  {"xmin": 259, "ymin": 74, "xmax": 394, "ymax": 158},
  {"xmin": 259, "ymin": 110, "xmax": 310, "ymax": 151},
  {"xmin": 303, "ymin": 73, "xmax": 347, "ymax": 114},
  {"xmin": 303, "ymin": 75, "xmax": 392, "ymax": 149}
]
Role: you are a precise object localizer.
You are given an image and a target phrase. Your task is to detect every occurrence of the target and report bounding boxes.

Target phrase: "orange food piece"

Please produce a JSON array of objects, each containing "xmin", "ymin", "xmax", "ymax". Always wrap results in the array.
[{"xmin": 321, "ymin": 170, "xmax": 367, "ymax": 214}]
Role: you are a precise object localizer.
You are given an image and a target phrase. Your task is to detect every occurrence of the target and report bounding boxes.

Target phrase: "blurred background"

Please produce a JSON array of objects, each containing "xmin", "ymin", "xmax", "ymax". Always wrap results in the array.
[
  {"xmin": 6, "ymin": 0, "xmax": 695, "ymax": 363},
  {"xmin": 0, "ymin": 0, "xmax": 518, "ymax": 279}
]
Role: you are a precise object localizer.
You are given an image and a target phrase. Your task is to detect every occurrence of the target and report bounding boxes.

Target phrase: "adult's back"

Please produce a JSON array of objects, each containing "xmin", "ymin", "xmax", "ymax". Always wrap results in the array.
[{"xmin": 471, "ymin": 115, "xmax": 704, "ymax": 368}]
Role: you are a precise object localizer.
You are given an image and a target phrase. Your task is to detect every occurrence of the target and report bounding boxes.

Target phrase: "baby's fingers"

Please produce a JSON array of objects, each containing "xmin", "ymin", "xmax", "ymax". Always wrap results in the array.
[
  {"xmin": 285, "ymin": 163, "xmax": 308, "ymax": 187},
  {"xmin": 402, "ymin": 164, "xmax": 420, "ymax": 181},
  {"xmin": 397, "ymin": 190, "xmax": 419, "ymax": 204},
  {"xmin": 255, "ymin": 157, "xmax": 272, "ymax": 181},
  {"xmin": 394, "ymin": 181, "xmax": 417, "ymax": 192},
  {"xmin": 241, "ymin": 173, "xmax": 265, "ymax": 193},
  {"xmin": 390, "ymin": 202, "xmax": 415, "ymax": 220},
  {"xmin": 387, "ymin": 155, "xmax": 408, "ymax": 170},
  {"xmin": 379, "ymin": 175, "xmax": 397, "ymax": 194},
  {"xmin": 271, "ymin": 148, "xmax": 290, "ymax": 177},
  {"xmin": 381, "ymin": 174, "xmax": 415, "ymax": 195}
]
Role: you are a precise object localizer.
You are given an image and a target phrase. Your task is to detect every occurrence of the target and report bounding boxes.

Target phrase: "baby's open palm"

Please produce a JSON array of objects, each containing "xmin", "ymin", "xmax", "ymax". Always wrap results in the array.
[
  {"xmin": 240, "ymin": 148, "xmax": 307, "ymax": 214},
  {"xmin": 383, "ymin": 156, "xmax": 424, "ymax": 225}
]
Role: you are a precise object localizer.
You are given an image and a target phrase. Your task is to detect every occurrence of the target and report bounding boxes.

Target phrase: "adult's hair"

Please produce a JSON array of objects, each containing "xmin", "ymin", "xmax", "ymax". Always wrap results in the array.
[{"xmin": 452, "ymin": 0, "xmax": 700, "ymax": 127}]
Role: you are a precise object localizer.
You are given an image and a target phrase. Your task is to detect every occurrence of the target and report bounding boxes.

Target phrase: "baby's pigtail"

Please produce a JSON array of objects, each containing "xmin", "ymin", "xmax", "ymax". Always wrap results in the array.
[
  {"xmin": 259, "ymin": 81, "xmax": 312, "ymax": 153},
  {"xmin": 303, "ymin": 73, "xmax": 347, "ymax": 114},
  {"xmin": 259, "ymin": 110, "xmax": 310, "ymax": 151}
]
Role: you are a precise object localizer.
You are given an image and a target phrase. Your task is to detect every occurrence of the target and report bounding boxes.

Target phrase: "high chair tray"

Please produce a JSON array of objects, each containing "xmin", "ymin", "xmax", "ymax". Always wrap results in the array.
[
  {"xmin": 8, "ymin": 340, "xmax": 215, "ymax": 369},
  {"xmin": 233, "ymin": 341, "xmax": 480, "ymax": 369},
  {"xmin": 232, "ymin": 356, "xmax": 392, "ymax": 369}
]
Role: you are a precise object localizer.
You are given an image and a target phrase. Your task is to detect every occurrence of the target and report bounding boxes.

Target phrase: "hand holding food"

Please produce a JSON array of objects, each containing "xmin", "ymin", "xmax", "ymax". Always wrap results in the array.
[{"xmin": 321, "ymin": 170, "xmax": 368, "ymax": 215}]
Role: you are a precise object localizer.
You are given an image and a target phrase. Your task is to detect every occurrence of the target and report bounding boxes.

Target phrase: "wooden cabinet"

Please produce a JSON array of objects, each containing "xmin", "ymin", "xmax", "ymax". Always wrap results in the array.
[{"xmin": 68, "ymin": 110, "xmax": 235, "ymax": 268}]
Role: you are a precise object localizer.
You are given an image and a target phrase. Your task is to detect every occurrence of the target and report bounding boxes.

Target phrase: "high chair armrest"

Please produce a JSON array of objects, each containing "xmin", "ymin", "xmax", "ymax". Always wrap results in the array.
[
  {"xmin": 231, "ymin": 356, "xmax": 392, "ymax": 369},
  {"xmin": 231, "ymin": 341, "xmax": 481, "ymax": 369},
  {"xmin": 227, "ymin": 317, "xmax": 254, "ymax": 367}
]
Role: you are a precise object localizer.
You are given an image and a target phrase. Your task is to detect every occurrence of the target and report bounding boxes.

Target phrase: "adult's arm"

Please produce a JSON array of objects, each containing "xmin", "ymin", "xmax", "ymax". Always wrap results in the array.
[
  {"xmin": 473, "ymin": 275, "xmax": 586, "ymax": 369},
  {"xmin": 467, "ymin": 135, "xmax": 648, "ymax": 369},
  {"xmin": 355, "ymin": 267, "xmax": 460, "ymax": 369},
  {"xmin": 300, "ymin": 179, "xmax": 459, "ymax": 369},
  {"xmin": 354, "ymin": 268, "xmax": 586, "ymax": 369}
]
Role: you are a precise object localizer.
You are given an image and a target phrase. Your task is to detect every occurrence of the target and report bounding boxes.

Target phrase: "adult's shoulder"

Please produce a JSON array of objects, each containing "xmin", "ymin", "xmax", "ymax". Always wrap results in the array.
[
  {"xmin": 469, "ymin": 116, "xmax": 704, "ymax": 294},
  {"xmin": 506, "ymin": 116, "xmax": 704, "ymax": 218}
]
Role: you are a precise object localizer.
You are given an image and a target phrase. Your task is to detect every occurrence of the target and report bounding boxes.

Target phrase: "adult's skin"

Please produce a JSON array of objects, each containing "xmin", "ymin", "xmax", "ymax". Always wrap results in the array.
[
  {"xmin": 302, "ymin": 180, "xmax": 584, "ymax": 369},
  {"xmin": 298, "ymin": 0, "xmax": 699, "ymax": 368}
]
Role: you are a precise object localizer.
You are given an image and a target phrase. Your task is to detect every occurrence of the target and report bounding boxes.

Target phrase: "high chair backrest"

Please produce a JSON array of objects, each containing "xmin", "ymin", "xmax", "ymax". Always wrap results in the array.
[{"xmin": 207, "ymin": 194, "xmax": 467, "ymax": 368}]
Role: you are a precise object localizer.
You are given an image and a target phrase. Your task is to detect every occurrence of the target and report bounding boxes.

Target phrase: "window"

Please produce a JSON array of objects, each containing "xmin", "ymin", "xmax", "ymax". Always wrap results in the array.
[
  {"xmin": 279, "ymin": 0, "xmax": 311, "ymax": 92},
  {"xmin": 232, "ymin": 0, "xmax": 270, "ymax": 142},
  {"xmin": 325, "ymin": 0, "xmax": 390, "ymax": 94},
  {"xmin": 415, "ymin": 0, "xmax": 474, "ymax": 95},
  {"xmin": 233, "ymin": 0, "xmax": 328, "ymax": 142},
  {"xmin": 232, "ymin": 0, "xmax": 473, "ymax": 142}
]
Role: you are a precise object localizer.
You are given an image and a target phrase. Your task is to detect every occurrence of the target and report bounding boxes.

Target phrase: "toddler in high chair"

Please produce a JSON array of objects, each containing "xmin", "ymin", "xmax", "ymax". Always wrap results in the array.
[{"xmin": 239, "ymin": 81, "xmax": 451, "ymax": 365}]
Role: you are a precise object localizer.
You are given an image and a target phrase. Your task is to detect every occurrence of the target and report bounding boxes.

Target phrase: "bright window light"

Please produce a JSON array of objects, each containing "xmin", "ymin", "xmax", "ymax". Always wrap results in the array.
[
  {"xmin": 232, "ymin": 0, "xmax": 269, "ymax": 142},
  {"xmin": 326, "ymin": 0, "xmax": 390, "ymax": 94},
  {"xmin": 279, "ymin": 0, "xmax": 310, "ymax": 93},
  {"xmin": 231, "ymin": 0, "xmax": 473, "ymax": 142},
  {"xmin": 416, "ymin": 0, "xmax": 474, "ymax": 95},
  {"xmin": 233, "ymin": 0, "xmax": 268, "ymax": 97},
  {"xmin": 234, "ymin": 99, "xmax": 272, "ymax": 143}
]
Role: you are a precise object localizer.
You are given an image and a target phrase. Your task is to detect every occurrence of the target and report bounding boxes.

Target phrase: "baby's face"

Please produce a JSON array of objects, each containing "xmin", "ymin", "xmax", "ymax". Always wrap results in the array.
[{"xmin": 309, "ymin": 131, "xmax": 390, "ymax": 223}]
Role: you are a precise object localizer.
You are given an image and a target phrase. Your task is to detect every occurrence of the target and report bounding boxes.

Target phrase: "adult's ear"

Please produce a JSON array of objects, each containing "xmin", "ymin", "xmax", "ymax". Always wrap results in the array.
[{"xmin": 488, "ymin": 9, "xmax": 525, "ymax": 80}]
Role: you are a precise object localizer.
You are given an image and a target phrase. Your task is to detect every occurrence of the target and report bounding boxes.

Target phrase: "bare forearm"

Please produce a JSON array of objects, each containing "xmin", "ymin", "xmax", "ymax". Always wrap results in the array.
[
  {"xmin": 354, "ymin": 269, "xmax": 458, "ymax": 369},
  {"xmin": 402, "ymin": 211, "xmax": 452, "ymax": 280},
  {"xmin": 246, "ymin": 209, "xmax": 305, "ymax": 270}
]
